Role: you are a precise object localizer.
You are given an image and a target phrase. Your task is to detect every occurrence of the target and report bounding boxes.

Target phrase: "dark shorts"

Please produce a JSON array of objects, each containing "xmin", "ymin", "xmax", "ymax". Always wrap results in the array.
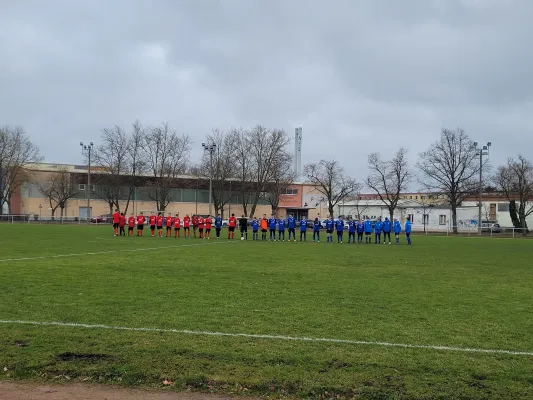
[
  {"xmin": 193, "ymin": 225, "xmax": 198, "ymax": 230},
  {"xmin": 157, "ymin": 226, "xmax": 162, "ymax": 230},
  {"xmin": 229, "ymin": 226, "xmax": 235, "ymax": 232},
  {"xmin": 150, "ymin": 225, "xmax": 156, "ymax": 230},
  {"xmin": 184, "ymin": 226, "xmax": 190, "ymax": 231},
  {"xmin": 406, "ymin": 232, "xmax": 411, "ymax": 237},
  {"xmin": 269, "ymin": 228, "xmax": 275, "ymax": 232},
  {"xmin": 358, "ymin": 232, "xmax": 363, "ymax": 236},
  {"xmin": 261, "ymin": 229, "xmax": 267, "ymax": 233},
  {"xmin": 128, "ymin": 226, "xmax": 134, "ymax": 231},
  {"xmin": 216, "ymin": 227, "xmax": 221, "ymax": 231},
  {"xmin": 113, "ymin": 223, "xmax": 119, "ymax": 228},
  {"xmin": 326, "ymin": 229, "xmax": 333, "ymax": 234},
  {"xmin": 337, "ymin": 230, "xmax": 343, "ymax": 234},
  {"xmin": 138, "ymin": 225, "xmax": 144, "ymax": 230},
  {"xmin": 166, "ymin": 226, "xmax": 172, "ymax": 230},
  {"xmin": 199, "ymin": 228, "xmax": 204, "ymax": 232},
  {"xmin": 365, "ymin": 232, "xmax": 371, "ymax": 235},
  {"xmin": 175, "ymin": 227, "xmax": 180, "ymax": 231},
  {"xmin": 206, "ymin": 228, "xmax": 211, "ymax": 232},
  {"xmin": 241, "ymin": 227, "xmax": 247, "ymax": 232}
]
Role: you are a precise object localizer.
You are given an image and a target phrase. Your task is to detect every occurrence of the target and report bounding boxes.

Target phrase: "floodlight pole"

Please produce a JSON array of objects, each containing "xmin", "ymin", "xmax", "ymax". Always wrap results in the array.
[
  {"xmin": 80, "ymin": 141, "xmax": 94, "ymax": 222},
  {"xmin": 473, "ymin": 141, "xmax": 491, "ymax": 235},
  {"xmin": 202, "ymin": 142, "xmax": 216, "ymax": 216}
]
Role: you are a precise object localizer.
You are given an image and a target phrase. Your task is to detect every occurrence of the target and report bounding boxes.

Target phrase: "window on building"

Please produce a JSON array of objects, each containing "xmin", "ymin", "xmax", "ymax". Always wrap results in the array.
[
  {"xmin": 79, "ymin": 184, "xmax": 85, "ymax": 191},
  {"xmin": 423, "ymin": 214, "xmax": 429, "ymax": 224},
  {"xmin": 408, "ymin": 213, "xmax": 414, "ymax": 222},
  {"xmin": 283, "ymin": 188, "xmax": 298, "ymax": 195},
  {"xmin": 439, "ymin": 215, "xmax": 447, "ymax": 225},
  {"xmin": 409, "ymin": 195, "xmax": 413, "ymax": 199}
]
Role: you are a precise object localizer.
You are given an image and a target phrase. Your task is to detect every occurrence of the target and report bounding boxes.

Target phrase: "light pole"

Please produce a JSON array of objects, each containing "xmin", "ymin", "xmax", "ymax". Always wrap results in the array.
[
  {"xmin": 202, "ymin": 142, "xmax": 216, "ymax": 216},
  {"xmin": 80, "ymin": 142, "xmax": 94, "ymax": 221},
  {"xmin": 473, "ymin": 141, "xmax": 491, "ymax": 235}
]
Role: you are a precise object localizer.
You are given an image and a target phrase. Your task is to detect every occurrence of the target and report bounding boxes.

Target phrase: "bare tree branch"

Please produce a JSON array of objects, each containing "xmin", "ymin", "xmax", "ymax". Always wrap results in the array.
[
  {"xmin": 303, "ymin": 159, "xmax": 359, "ymax": 218},
  {"xmin": 366, "ymin": 147, "xmax": 411, "ymax": 220},
  {"xmin": 36, "ymin": 168, "xmax": 77, "ymax": 219}
]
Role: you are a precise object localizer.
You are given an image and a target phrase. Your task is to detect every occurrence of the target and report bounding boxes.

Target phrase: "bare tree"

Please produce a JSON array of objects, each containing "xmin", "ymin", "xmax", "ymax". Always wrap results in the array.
[
  {"xmin": 0, "ymin": 126, "xmax": 41, "ymax": 214},
  {"xmin": 347, "ymin": 190, "xmax": 370, "ymax": 220},
  {"xmin": 230, "ymin": 128, "xmax": 253, "ymax": 216},
  {"xmin": 416, "ymin": 202, "xmax": 435, "ymax": 233},
  {"xmin": 125, "ymin": 120, "xmax": 148, "ymax": 212},
  {"xmin": 199, "ymin": 129, "xmax": 236, "ymax": 217},
  {"xmin": 247, "ymin": 126, "xmax": 292, "ymax": 217},
  {"xmin": 262, "ymin": 153, "xmax": 296, "ymax": 214},
  {"xmin": 36, "ymin": 168, "xmax": 77, "ymax": 219},
  {"xmin": 366, "ymin": 148, "xmax": 411, "ymax": 221},
  {"xmin": 493, "ymin": 155, "xmax": 533, "ymax": 235},
  {"xmin": 416, "ymin": 128, "xmax": 481, "ymax": 233},
  {"xmin": 92, "ymin": 126, "xmax": 130, "ymax": 214},
  {"xmin": 304, "ymin": 159, "xmax": 359, "ymax": 218},
  {"xmin": 143, "ymin": 123, "xmax": 191, "ymax": 211}
]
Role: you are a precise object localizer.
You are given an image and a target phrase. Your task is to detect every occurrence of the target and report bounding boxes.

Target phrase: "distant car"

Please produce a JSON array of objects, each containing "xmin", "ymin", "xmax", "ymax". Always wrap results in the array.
[
  {"xmin": 482, "ymin": 223, "xmax": 501, "ymax": 233},
  {"xmin": 91, "ymin": 214, "xmax": 113, "ymax": 224},
  {"xmin": 222, "ymin": 219, "xmax": 229, "ymax": 226}
]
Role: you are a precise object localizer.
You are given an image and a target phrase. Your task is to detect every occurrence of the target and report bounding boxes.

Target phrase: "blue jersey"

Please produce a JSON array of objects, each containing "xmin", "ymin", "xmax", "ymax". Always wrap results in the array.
[
  {"xmin": 348, "ymin": 220, "xmax": 356, "ymax": 233},
  {"xmin": 300, "ymin": 219, "xmax": 307, "ymax": 231},
  {"xmin": 269, "ymin": 217, "xmax": 277, "ymax": 230},
  {"xmin": 382, "ymin": 219, "xmax": 391, "ymax": 233},
  {"xmin": 215, "ymin": 217, "xmax": 223, "ymax": 228},
  {"xmin": 405, "ymin": 220, "xmax": 412, "ymax": 233},
  {"xmin": 374, "ymin": 221, "xmax": 383, "ymax": 233},
  {"xmin": 364, "ymin": 220, "xmax": 372, "ymax": 233},
  {"xmin": 278, "ymin": 219, "xmax": 285, "ymax": 231},
  {"xmin": 313, "ymin": 219, "xmax": 321, "ymax": 232},
  {"xmin": 252, "ymin": 220, "xmax": 259, "ymax": 232},
  {"xmin": 336, "ymin": 219, "xmax": 344, "ymax": 232},
  {"xmin": 287, "ymin": 216, "xmax": 296, "ymax": 229},
  {"xmin": 357, "ymin": 221, "xmax": 364, "ymax": 233},
  {"xmin": 326, "ymin": 219, "xmax": 333, "ymax": 230},
  {"xmin": 393, "ymin": 221, "xmax": 402, "ymax": 234}
]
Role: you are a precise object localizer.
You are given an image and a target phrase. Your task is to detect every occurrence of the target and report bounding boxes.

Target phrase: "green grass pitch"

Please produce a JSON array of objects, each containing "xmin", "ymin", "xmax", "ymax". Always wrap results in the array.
[{"xmin": 1, "ymin": 224, "xmax": 532, "ymax": 399}]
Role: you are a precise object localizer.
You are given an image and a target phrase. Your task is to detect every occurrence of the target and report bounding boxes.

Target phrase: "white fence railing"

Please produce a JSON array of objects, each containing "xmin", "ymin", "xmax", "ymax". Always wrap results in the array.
[{"xmin": 0, "ymin": 214, "xmax": 106, "ymax": 224}]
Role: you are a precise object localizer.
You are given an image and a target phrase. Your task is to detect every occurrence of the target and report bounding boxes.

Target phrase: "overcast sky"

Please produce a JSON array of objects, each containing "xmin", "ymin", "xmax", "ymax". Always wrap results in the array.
[{"xmin": 1, "ymin": 0, "xmax": 532, "ymax": 188}]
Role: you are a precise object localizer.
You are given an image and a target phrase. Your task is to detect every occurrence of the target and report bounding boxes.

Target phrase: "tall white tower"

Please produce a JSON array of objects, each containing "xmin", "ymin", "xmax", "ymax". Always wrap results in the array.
[{"xmin": 294, "ymin": 127, "xmax": 302, "ymax": 178}]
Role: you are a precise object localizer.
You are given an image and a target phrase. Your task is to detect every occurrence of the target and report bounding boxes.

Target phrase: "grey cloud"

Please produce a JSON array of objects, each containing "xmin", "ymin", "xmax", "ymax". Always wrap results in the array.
[{"xmin": 1, "ymin": 0, "xmax": 532, "ymax": 182}]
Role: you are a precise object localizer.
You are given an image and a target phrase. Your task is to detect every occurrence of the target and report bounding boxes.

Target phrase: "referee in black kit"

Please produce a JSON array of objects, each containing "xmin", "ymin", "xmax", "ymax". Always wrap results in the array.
[{"xmin": 239, "ymin": 215, "xmax": 248, "ymax": 240}]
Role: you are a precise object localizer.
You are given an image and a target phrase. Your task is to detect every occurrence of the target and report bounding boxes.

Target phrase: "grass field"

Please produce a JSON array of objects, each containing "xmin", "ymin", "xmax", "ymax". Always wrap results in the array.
[{"xmin": 1, "ymin": 224, "xmax": 533, "ymax": 399}]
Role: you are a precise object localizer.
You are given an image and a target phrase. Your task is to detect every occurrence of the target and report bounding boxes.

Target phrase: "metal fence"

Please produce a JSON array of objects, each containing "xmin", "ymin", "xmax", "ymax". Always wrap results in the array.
[{"xmin": 0, "ymin": 214, "xmax": 104, "ymax": 225}]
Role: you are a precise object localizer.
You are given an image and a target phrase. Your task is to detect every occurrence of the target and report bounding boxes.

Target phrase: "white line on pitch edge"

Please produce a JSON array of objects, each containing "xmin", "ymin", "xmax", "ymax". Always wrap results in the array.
[
  {"xmin": 0, "ymin": 319, "xmax": 531, "ymax": 356},
  {"xmin": 0, "ymin": 241, "xmax": 230, "ymax": 262}
]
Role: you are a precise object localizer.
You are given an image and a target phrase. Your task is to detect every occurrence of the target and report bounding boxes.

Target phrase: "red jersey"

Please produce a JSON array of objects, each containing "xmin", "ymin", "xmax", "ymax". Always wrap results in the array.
[
  {"xmin": 166, "ymin": 216, "xmax": 173, "ymax": 227},
  {"xmin": 229, "ymin": 216, "xmax": 237, "ymax": 227},
  {"xmin": 156, "ymin": 216, "xmax": 164, "ymax": 227},
  {"xmin": 174, "ymin": 217, "xmax": 181, "ymax": 228},
  {"xmin": 198, "ymin": 217, "xmax": 204, "ymax": 228},
  {"xmin": 192, "ymin": 216, "xmax": 199, "ymax": 226},
  {"xmin": 137, "ymin": 215, "xmax": 145, "ymax": 225},
  {"xmin": 112, "ymin": 212, "xmax": 120, "ymax": 223},
  {"xmin": 183, "ymin": 216, "xmax": 190, "ymax": 227},
  {"xmin": 205, "ymin": 217, "xmax": 212, "ymax": 228},
  {"xmin": 119, "ymin": 215, "xmax": 126, "ymax": 227},
  {"xmin": 149, "ymin": 215, "xmax": 156, "ymax": 226},
  {"xmin": 128, "ymin": 216, "xmax": 135, "ymax": 227}
]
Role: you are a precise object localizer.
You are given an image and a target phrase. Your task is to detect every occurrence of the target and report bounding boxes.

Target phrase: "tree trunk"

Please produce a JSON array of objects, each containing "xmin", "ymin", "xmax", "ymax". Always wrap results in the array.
[
  {"xmin": 328, "ymin": 204, "xmax": 334, "ymax": 219},
  {"xmin": 451, "ymin": 206, "xmax": 458, "ymax": 233},
  {"xmin": 389, "ymin": 208, "xmax": 394, "ymax": 222}
]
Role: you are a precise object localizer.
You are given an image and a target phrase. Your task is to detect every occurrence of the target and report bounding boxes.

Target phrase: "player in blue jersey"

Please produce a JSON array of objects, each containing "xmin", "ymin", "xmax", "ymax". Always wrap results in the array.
[
  {"xmin": 364, "ymin": 219, "xmax": 373, "ymax": 243},
  {"xmin": 268, "ymin": 214, "xmax": 277, "ymax": 241},
  {"xmin": 251, "ymin": 217, "xmax": 259, "ymax": 240},
  {"xmin": 393, "ymin": 218, "xmax": 402, "ymax": 244},
  {"xmin": 299, "ymin": 217, "xmax": 307, "ymax": 241},
  {"xmin": 374, "ymin": 218, "xmax": 383, "ymax": 244},
  {"xmin": 215, "ymin": 214, "xmax": 223, "ymax": 239},
  {"xmin": 287, "ymin": 214, "xmax": 296, "ymax": 241},
  {"xmin": 335, "ymin": 217, "xmax": 344, "ymax": 243},
  {"xmin": 357, "ymin": 219, "xmax": 364, "ymax": 243},
  {"xmin": 325, "ymin": 217, "xmax": 334, "ymax": 243},
  {"xmin": 347, "ymin": 219, "xmax": 356, "ymax": 243},
  {"xmin": 278, "ymin": 218, "xmax": 286, "ymax": 241},
  {"xmin": 312, "ymin": 217, "xmax": 321, "ymax": 242},
  {"xmin": 405, "ymin": 217, "xmax": 412, "ymax": 245},
  {"xmin": 382, "ymin": 217, "xmax": 392, "ymax": 245}
]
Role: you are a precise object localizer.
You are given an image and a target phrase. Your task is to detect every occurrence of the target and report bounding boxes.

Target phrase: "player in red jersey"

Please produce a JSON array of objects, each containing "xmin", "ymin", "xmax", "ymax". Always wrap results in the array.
[
  {"xmin": 137, "ymin": 212, "xmax": 145, "ymax": 236},
  {"xmin": 112, "ymin": 209, "xmax": 120, "ymax": 236},
  {"xmin": 149, "ymin": 212, "xmax": 157, "ymax": 237},
  {"xmin": 165, "ymin": 213, "xmax": 173, "ymax": 237},
  {"xmin": 156, "ymin": 213, "xmax": 164, "ymax": 237},
  {"xmin": 228, "ymin": 213, "xmax": 237, "ymax": 239},
  {"xmin": 198, "ymin": 216, "xmax": 204, "ymax": 239},
  {"xmin": 127, "ymin": 213, "xmax": 136, "ymax": 236},
  {"xmin": 205, "ymin": 215, "xmax": 212, "ymax": 239},
  {"xmin": 192, "ymin": 215, "xmax": 199, "ymax": 238},
  {"xmin": 183, "ymin": 215, "xmax": 191, "ymax": 238},
  {"xmin": 119, "ymin": 213, "xmax": 126, "ymax": 236},
  {"xmin": 173, "ymin": 214, "xmax": 181, "ymax": 238}
]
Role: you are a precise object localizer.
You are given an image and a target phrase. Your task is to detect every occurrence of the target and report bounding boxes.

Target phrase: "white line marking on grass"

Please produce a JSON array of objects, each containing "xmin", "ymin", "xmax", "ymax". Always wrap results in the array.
[
  {"xmin": 0, "ymin": 319, "xmax": 531, "ymax": 357},
  {"xmin": 0, "ymin": 241, "xmax": 229, "ymax": 263}
]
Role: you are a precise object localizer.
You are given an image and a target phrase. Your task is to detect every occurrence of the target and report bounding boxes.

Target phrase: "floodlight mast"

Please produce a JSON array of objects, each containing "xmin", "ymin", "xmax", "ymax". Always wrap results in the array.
[
  {"xmin": 202, "ymin": 142, "xmax": 216, "ymax": 216},
  {"xmin": 80, "ymin": 142, "xmax": 94, "ymax": 221},
  {"xmin": 474, "ymin": 141, "xmax": 492, "ymax": 234}
]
